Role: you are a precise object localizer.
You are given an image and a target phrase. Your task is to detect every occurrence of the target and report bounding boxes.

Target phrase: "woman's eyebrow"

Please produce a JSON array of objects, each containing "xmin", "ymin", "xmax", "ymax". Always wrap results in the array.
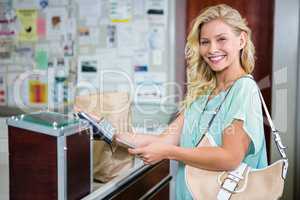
[
  {"xmin": 200, "ymin": 33, "xmax": 228, "ymax": 40},
  {"xmin": 215, "ymin": 33, "xmax": 228, "ymax": 37},
  {"xmin": 199, "ymin": 36, "xmax": 209, "ymax": 40}
]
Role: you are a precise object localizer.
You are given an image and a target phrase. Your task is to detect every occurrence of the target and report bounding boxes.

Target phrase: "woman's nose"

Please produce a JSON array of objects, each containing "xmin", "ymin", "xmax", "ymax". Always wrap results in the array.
[{"xmin": 208, "ymin": 41, "xmax": 218, "ymax": 53}]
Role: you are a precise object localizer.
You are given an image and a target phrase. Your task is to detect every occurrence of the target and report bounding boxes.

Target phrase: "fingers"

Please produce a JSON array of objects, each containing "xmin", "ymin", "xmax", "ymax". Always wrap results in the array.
[
  {"xmin": 128, "ymin": 147, "xmax": 144, "ymax": 155},
  {"xmin": 74, "ymin": 106, "xmax": 81, "ymax": 112},
  {"xmin": 89, "ymin": 113, "xmax": 101, "ymax": 121}
]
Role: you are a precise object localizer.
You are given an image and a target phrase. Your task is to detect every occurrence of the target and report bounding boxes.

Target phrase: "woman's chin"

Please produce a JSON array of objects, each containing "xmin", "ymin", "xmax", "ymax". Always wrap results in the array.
[{"xmin": 210, "ymin": 65, "xmax": 227, "ymax": 72}]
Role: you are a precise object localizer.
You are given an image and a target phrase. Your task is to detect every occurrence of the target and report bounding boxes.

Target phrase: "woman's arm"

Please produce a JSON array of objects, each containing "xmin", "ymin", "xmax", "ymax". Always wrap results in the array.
[
  {"xmin": 115, "ymin": 112, "xmax": 184, "ymax": 147},
  {"xmin": 130, "ymin": 120, "xmax": 251, "ymax": 170}
]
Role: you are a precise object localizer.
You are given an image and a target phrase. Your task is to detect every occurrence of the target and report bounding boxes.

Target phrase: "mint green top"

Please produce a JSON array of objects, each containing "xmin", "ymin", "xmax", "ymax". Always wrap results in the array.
[{"xmin": 175, "ymin": 76, "xmax": 268, "ymax": 200}]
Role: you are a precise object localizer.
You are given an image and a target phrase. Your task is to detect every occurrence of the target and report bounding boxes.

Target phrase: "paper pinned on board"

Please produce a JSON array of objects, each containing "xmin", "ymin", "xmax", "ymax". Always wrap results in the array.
[
  {"xmin": 28, "ymin": 78, "xmax": 48, "ymax": 104},
  {"xmin": 97, "ymin": 48, "xmax": 117, "ymax": 69},
  {"xmin": 78, "ymin": 1, "xmax": 101, "ymax": 26},
  {"xmin": 106, "ymin": 24, "xmax": 117, "ymax": 48},
  {"xmin": 77, "ymin": 56, "xmax": 100, "ymax": 88},
  {"xmin": 152, "ymin": 49, "xmax": 163, "ymax": 66},
  {"xmin": 48, "ymin": 0, "xmax": 68, "ymax": 6},
  {"xmin": 117, "ymin": 24, "xmax": 135, "ymax": 56},
  {"xmin": 134, "ymin": 72, "xmax": 167, "ymax": 102},
  {"xmin": 148, "ymin": 25, "xmax": 165, "ymax": 50},
  {"xmin": 13, "ymin": 0, "xmax": 38, "ymax": 9},
  {"xmin": 146, "ymin": 0, "xmax": 168, "ymax": 24},
  {"xmin": 16, "ymin": 9, "xmax": 38, "ymax": 42},
  {"xmin": 7, "ymin": 73, "xmax": 22, "ymax": 107},
  {"xmin": 109, "ymin": 0, "xmax": 133, "ymax": 23},
  {"xmin": 132, "ymin": 50, "xmax": 149, "ymax": 67},
  {"xmin": 0, "ymin": 74, "xmax": 7, "ymax": 106},
  {"xmin": 35, "ymin": 49, "xmax": 48, "ymax": 70},
  {"xmin": 37, "ymin": 17, "xmax": 46, "ymax": 38},
  {"xmin": 133, "ymin": 0, "xmax": 146, "ymax": 16},
  {"xmin": 79, "ymin": 26, "xmax": 99, "ymax": 45},
  {"xmin": 46, "ymin": 7, "xmax": 67, "ymax": 40},
  {"xmin": 100, "ymin": 57, "xmax": 133, "ymax": 83}
]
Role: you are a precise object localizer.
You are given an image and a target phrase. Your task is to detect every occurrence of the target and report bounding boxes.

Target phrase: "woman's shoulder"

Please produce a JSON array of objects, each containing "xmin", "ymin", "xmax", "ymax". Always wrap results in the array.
[{"xmin": 231, "ymin": 75, "xmax": 258, "ymax": 93}]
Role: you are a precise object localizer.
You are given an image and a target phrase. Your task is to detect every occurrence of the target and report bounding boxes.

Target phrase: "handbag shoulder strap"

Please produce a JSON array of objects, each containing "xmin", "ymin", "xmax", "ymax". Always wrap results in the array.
[
  {"xmin": 242, "ymin": 76, "xmax": 288, "ymax": 180},
  {"xmin": 243, "ymin": 76, "xmax": 287, "ymax": 159}
]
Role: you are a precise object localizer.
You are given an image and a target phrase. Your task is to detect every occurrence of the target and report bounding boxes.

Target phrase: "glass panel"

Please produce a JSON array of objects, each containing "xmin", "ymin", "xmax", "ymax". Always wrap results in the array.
[{"xmin": 22, "ymin": 112, "xmax": 78, "ymax": 128}]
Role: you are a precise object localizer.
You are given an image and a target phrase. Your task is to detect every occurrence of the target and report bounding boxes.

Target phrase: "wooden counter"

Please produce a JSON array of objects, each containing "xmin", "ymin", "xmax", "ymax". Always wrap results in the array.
[{"xmin": 84, "ymin": 160, "xmax": 172, "ymax": 200}]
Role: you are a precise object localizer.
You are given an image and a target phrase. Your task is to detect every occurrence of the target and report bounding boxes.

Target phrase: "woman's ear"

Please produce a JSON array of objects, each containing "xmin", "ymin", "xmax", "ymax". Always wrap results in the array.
[{"xmin": 239, "ymin": 31, "xmax": 247, "ymax": 49}]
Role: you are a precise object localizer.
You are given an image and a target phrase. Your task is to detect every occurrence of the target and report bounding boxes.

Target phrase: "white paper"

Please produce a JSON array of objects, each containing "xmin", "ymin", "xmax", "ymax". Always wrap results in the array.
[
  {"xmin": 134, "ymin": 72, "xmax": 167, "ymax": 102},
  {"xmin": 79, "ymin": 27, "xmax": 99, "ymax": 45},
  {"xmin": 79, "ymin": 46, "xmax": 90, "ymax": 54},
  {"xmin": 117, "ymin": 24, "xmax": 135, "ymax": 56},
  {"xmin": 7, "ymin": 72, "xmax": 22, "ymax": 107},
  {"xmin": 146, "ymin": 0, "xmax": 167, "ymax": 12},
  {"xmin": 100, "ymin": 58, "xmax": 133, "ymax": 84},
  {"xmin": 0, "ymin": 65, "xmax": 6, "ymax": 73},
  {"xmin": 49, "ymin": 0, "xmax": 68, "ymax": 6},
  {"xmin": 79, "ymin": 3, "xmax": 101, "ymax": 18},
  {"xmin": 109, "ymin": 0, "xmax": 133, "ymax": 22},
  {"xmin": 152, "ymin": 49, "xmax": 163, "ymax": 66},
  {"xmin": 79, "ymin": 2, "xmax": 101, "ymax": 26},
  {"xmin": 7, "ymin": 64, "xmax": 27, "ymax": 72},
  {"xmin": 77, "ymin": 56, "xmax": 100, "ymax": 88},
  {"xmin": 146, "ymin": 0, "xmax": 168, "ymax": 24},
  {"xmin": 106, "ymin": 24, "xmax": 117, "ymax": 48},
  {"xmin": 133, "ymin": 0, "xmax": 146, "ymax": 16},
  {"xmin": 46, "ymin": 7, "xmax": 67, "ymax": 40},
  {"xmin": 97, "ymin": 48, "xmax": 117, "ymax": 68},
  {"xmin": 66, "ymin": 17, "xmax": 77, "ymax": 37},
  {"xmin": 148, "ymin": 25, "xmax": 165, "ymax": 50},
  {"xmin": 13, "ymin": 0, "xmax": 38, "ymax": 9},
  {"xmin": 132, "ymin": 19, "xmax": 149, "ymax": 49},
  {"xmin": 48, "ymin": 41, "xmax": 63, "ymax": 56},
  {"xmin": 132, "ymin": 50, "xmax": 149, "ymax": 67}
]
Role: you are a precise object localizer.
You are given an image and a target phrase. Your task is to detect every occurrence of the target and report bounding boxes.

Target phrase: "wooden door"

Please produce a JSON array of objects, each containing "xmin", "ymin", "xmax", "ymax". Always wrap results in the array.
[{"xmin": 186, "ymin": 0, "xmax": 274, "ymax": 160}]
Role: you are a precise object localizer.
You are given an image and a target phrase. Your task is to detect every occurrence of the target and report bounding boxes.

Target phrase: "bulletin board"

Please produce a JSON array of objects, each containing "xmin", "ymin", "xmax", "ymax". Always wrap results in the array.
[{"xmin": 0, "ymin": 0, "xmax": 173, "ymax": 113}]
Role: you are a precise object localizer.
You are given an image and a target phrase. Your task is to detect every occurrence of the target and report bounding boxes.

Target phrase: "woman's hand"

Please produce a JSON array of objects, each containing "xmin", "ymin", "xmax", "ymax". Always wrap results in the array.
[
  {"xmin": 73, "ymin": 105, "xmax": 101, "ymax": 122},
  {"xmin": 128, "ymin": 143, "xmax": 173, "ymax": 165},
  {"xmin": 114, "ymin": 132, "xmax": 137, "ymax": 148}
]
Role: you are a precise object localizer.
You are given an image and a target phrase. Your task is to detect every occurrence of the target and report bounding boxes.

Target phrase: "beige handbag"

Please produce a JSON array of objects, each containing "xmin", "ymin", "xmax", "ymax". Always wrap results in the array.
[{"xmin": 185, "ymin": 77, "xmax": 288, "ymax": 200}]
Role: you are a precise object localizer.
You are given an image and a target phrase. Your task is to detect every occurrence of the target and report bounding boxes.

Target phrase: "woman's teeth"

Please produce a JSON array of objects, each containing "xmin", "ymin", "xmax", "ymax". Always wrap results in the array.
[{"xmin": 209, "ymin": 55, "xmax": 225, "ymax": 62}]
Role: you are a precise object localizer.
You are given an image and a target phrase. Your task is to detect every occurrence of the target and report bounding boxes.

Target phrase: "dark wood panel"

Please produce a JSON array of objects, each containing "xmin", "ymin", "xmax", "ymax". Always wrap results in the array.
[
  {"xmin": 149, "ymin": 183, "xmax": 170, "ymax": 200},
  {"xmin": 186, "ymin": 0, "xmax": 274, "ymax": 160},
  {"xmin": 109, "ymin": 160, "xmax": 170, "ymax": 200},
  {"xmin": 67, "ymin": 130, "xmax": 91, "ymax": 200},
  {"xmin": 8, "ymin": 126, "xmax": 58, "ymax": 200}
]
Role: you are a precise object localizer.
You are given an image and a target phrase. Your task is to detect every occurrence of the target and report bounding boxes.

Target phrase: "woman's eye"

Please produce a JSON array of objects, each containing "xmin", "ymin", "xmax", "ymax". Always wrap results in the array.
[
  {"xmin": 200, "ymin": 41, "xmax": 209, "ymax": 45},
  {"xmin": 217, "ymin": 38, "xmax": 226, "ymax": 42}
]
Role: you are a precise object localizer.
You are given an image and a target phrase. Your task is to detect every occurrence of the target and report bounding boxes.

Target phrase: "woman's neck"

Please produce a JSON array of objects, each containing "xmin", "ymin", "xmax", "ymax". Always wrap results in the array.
[{"xmin": 215, "ymin": 66, "xmax": 246, "ymax": 92}]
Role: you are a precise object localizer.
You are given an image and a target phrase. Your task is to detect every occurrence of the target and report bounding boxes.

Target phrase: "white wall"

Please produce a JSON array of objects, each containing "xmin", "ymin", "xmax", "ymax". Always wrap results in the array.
[{"xmin": 272, "ymin": 0, "xmax": 300, "ymax": 199}]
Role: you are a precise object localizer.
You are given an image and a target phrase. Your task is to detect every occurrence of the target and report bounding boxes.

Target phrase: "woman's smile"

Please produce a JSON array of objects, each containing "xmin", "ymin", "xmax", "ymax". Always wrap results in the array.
[{"xmin": 208, "ymin": 54, "xmax": 227, "ymax": 64}]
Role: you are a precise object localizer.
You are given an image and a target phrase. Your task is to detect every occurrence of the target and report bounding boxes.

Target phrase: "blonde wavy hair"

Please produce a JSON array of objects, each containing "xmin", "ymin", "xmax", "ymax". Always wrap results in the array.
[{"xmin": 181, "ymin": 4, "xmax": 255, "ymax": 109}]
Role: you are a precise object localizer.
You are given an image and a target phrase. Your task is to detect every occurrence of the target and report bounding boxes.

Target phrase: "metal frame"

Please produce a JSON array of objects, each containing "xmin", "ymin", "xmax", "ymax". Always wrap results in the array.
[
  {"xmin": 6, "ymin": 115, "xmax": 90, "ymax": 137},
  {"xmin": 57, "ymin": 136, "xmax": 67, "ymax": 200}
]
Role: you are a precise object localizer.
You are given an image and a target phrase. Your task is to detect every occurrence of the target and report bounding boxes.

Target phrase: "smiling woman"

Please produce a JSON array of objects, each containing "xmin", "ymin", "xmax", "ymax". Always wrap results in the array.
[
  {"xmin": 199, "ymin": 20, "xmax": 246, "ymax": 73},
  {"xmin": 115, "ymin": 4, "xmax": 268, "ymax": 200}
]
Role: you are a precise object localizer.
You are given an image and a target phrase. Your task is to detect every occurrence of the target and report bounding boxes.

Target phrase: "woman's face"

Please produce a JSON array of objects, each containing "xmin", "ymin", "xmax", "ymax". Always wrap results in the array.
[{"xmin": 199, "ymin": 19, "xmax": 245, "ymax": 72}]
